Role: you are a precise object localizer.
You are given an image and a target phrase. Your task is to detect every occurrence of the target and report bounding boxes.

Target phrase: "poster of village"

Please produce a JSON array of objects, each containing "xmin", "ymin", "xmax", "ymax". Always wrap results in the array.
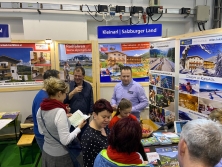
[
  {"xmin": 179, "ymin": 36, "xmax": 222, "ymax": 120},
  {"xmin": 58, "ymin": 44, "xmax": 93, "ymax": 83},
  {"xmin": 149, "ymin": 40, "xmax": 176, "ymax": 127},
  {"xmin": 0, "ymin": 43, "xmax": 51, "ymax": 86},
  {"xmin": 99, "ymin": 42, "xmax": 150, "ymax": 82}
]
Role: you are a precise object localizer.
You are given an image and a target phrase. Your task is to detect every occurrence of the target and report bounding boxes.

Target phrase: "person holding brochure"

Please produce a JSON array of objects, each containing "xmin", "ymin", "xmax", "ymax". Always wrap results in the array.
[
  {"xmin": 94, "ymin": 117, "xmax": 152, "ymax": 167},
  {"xmin": 37, "ymin": 77, "xmax": 86, "ymax": 167},
  {"xmin": 81, "ymin": 99, "xmax": 113, "ymax": 167},
  {"xmin": 178, "ymin": 119, "xmax": 222, "ymax": 167},
  {"xmin": 32, "ymin": 69, "xmax": 60, "ymax": 151}
]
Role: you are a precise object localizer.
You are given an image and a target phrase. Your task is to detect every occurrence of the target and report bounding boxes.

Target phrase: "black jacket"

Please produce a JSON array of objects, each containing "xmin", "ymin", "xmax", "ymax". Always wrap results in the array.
[{"xmin": 64, "ymin": 80, "xmax": 93, "ymax": 115}]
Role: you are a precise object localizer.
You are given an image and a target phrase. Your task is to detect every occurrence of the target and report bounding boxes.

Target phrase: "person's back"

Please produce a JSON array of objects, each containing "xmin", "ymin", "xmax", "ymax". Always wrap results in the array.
[
  {"xmin": 94, "ymin": 117, "xmax": 152, "ymax": 167},
  {"xmin": 32, "ymin": 69, "xmax": 59, "ymax": 151},
  {"xmin": 37, "ymin": 108, "xmax": 69, "ymax": 155},
  {"xmin": 32, "ymin": 89, "xmax": 48, "ymax": 147},
  {"xmin": 94, "ymin": 150, "xmax": 153, "ymax": 167}
]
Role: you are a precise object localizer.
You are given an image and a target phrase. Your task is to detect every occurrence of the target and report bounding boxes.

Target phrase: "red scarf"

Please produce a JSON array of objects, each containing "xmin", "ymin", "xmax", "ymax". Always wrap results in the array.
[
  {"xmin": 40, "ymin": 99, "xmax": 68, "ymax": 113},
  {"xmin": 107, "ymin": 146, "xmax": 142, "ymax": 165}
]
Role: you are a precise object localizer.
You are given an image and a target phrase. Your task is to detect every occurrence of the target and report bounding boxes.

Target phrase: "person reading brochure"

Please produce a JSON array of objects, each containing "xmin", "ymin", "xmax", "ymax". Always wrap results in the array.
[
  {"xmin": 37, "ymin": 77, "xmax": 86, "ymax": 167},
  {"xmin": 81, "ymin": 99, "xmax": 113, "ymax": 167}
]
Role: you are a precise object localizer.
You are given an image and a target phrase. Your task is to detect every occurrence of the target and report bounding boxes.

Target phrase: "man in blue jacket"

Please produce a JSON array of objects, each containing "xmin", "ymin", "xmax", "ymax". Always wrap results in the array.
[{"xmin": 64, "ymin": 67, "xmax": 94, "ymax": 138}]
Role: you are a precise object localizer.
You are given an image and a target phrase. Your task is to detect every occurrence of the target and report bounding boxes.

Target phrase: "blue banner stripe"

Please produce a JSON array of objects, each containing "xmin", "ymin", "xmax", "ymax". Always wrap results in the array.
[
  {"xmin": 97, "ymin": 24, "xmax": 162, "ymax": 39},
  {"xmin": 0, "ymin": 24, "xmax": 9, "ymax": 38}
]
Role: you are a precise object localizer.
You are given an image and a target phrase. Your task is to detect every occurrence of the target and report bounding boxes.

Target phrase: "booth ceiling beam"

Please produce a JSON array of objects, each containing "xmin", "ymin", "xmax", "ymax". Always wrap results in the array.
[{"xmin": 0, "ymin": 2, "xmax": 195, "ymax": 15}]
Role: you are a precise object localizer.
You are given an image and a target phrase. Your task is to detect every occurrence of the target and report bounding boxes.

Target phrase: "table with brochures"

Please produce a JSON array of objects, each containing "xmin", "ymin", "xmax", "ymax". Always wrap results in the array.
[
  {"xmin": 0, "ymin": 111, "xmax": 20, "ymax": 141},
  {"xmin": 142, "ymin": 131, "xmax": 180, "ymax": 167}
]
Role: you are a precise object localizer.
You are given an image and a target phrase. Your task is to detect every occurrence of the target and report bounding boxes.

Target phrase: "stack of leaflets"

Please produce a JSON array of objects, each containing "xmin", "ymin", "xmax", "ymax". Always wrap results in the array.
[
  {"xmin": 68, "ymin": 110, "xmax": 90, "ymax": 127},
  {"xmin": 152, "ymin": 132, "xmax": 172, "ymax": 145},
  {"xmin": 141, "ymin": 137, "xmax": 159, "ymax": 146}
]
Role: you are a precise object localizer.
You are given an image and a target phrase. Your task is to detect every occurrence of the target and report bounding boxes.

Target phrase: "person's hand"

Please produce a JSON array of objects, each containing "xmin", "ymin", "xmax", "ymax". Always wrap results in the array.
[
  {"xmin": 65, "ymin": 105, "xmax": 71, "ymax": 113},
  {"xmin": 143, "ymin": 161, "xmax": 148, "ymax": 164},
  {"xmin": 78, "ymin": 120, "xmax": 87, "ymax": 129},
  {"xmin": 112, "ymin": 105, "xmax": 117, "ymax": 111},
  {"xmin": 66, "ymin": 113, "xmax": 72, "ymax": 117},
  {"xmin": 73, "ymin": 86, "xmax": 83, "ymax": 94}
]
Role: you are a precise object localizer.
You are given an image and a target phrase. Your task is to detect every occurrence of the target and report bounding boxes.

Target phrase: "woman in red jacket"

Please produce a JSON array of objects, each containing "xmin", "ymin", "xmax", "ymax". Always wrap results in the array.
[{"xmin": 109, "ymin": 98, "xmax": 137, "ymax": 129}]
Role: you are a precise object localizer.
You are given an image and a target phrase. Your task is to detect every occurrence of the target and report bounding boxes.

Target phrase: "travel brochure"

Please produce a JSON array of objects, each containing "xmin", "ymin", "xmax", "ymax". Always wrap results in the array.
[
  {"xmin": 145, "ymin": 146, "xmax": 179, "ymax": 167},
  {"xmin": 141, "ymin": 132, "xmax": 179, "ymax": 147},
  {"xmin": 68, "ymin": 110, "xmax": 90, "ymax": 127}
]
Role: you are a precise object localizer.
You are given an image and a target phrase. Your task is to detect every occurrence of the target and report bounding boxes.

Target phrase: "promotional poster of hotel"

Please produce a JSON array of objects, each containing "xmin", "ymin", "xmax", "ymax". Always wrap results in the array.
[
  {"xmin": 99, "ymin": 42, "xmax": 150, "ymax": 82},
  {"xmin": 149, "ymin": 40, "xmax": 176, "ymax": 127},
  {"xmin": 0, "ymin": 43, "xmax": 51, "ymax": 86},
  {"xmin": 179, "ymin": 36, "xmax": 222, "ymax": 120}
]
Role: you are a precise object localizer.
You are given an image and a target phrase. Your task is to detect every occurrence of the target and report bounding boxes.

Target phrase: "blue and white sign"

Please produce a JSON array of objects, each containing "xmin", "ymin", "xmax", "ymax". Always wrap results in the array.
[
  {"xmin": 0, "ymin": 24, "xmax": 11, "ymax": 42},
  {"xmin": 97, "ymin": 24, "xmax": 162, "ymax": 39}
]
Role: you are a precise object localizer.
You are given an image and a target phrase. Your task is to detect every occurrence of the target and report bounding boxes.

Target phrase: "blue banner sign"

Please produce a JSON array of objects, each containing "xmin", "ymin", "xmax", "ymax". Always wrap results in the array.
[
  {"xmin": 0, "ymin": 24, "xmax": 9, "ymax": 38},
  {"xmin": 180, "ymin": 39, "xmax": 192, "ymax": 45},
  {"xmin": 97, "ymin": 24, "xmax": 162, "ymax": 39}
]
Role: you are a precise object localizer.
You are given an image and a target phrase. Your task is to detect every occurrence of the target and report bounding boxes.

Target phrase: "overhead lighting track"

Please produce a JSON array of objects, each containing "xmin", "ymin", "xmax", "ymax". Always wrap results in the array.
[{"xmin": 0, "ymin": 2, "xmax": 195, "ymax": 15}]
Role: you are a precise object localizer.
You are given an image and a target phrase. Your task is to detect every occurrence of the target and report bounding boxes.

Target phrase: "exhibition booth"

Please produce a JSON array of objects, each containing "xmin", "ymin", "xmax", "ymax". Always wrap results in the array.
[
  {"xmin": 1, "ymin": 27, "xmax": 222, "ymax": 129},
  {"xmin": 0, "ymin": 22, "xmax": 222, "ymax": 166}
]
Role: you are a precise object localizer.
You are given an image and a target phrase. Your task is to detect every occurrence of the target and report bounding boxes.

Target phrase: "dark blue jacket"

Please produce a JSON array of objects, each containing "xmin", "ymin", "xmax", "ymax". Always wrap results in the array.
[{"xmin": 64, "ymin": 80, "xmax": 93, "ymax": 115}]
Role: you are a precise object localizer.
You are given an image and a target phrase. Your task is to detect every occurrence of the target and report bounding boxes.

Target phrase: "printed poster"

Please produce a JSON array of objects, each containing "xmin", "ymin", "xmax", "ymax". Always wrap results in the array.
[
  {"xmin": 0, "ymin": 43, "xmax": 51, "ymax": 86},
  {"xmin": 58, "ymin": 44, "xmax": 92, "ymax": 83},
  {"xmin": 99, "ymin": 42, "xmax": 150, "ymax": 82},
  {"xmin": 149, "ymin": 40, "xmax": 176, "ymax": 127},
  {"xmin": 179, "ymin": 36, "xmax": 222, "ymax": 120}
]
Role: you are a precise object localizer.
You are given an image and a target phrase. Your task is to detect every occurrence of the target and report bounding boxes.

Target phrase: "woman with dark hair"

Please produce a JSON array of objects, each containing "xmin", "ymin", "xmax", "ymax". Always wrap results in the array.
[
  {"xmin": 109, "ymin": 98, "xmax": 137, "ymax": 129},
  {"xmin": 94, "ymin": 117, "xmax": 153, "ymax": 167},
  {"xmin": 81, "ymin": 99, "xmax": 113, "ymax": 167}
]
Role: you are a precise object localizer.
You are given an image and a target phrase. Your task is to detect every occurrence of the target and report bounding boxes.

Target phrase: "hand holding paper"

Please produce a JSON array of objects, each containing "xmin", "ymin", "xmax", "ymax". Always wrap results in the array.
[{"xmin": 68, "ymin": 110, "xmax": 90, "ymax": 128}]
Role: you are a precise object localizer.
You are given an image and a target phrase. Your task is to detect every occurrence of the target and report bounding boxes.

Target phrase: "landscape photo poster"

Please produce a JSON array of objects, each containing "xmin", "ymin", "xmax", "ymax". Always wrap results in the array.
[
  {"xmin": 179, "ymin": 36, "xmax": 222, "ymax": 120},
  {"xmin": 99, "ymin": 42, "xmax": 150, "ymax": 82},
  {"xmin": 0, "ymin": 43, "xmax": 51, "ymax": 86},
  {"xmin": 58, "ymin": 44, "xmax": 93, "ymax": 83},
  {"xmin": 149, "ymin": 40, "xmax": 176, "ymax": 127}
]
